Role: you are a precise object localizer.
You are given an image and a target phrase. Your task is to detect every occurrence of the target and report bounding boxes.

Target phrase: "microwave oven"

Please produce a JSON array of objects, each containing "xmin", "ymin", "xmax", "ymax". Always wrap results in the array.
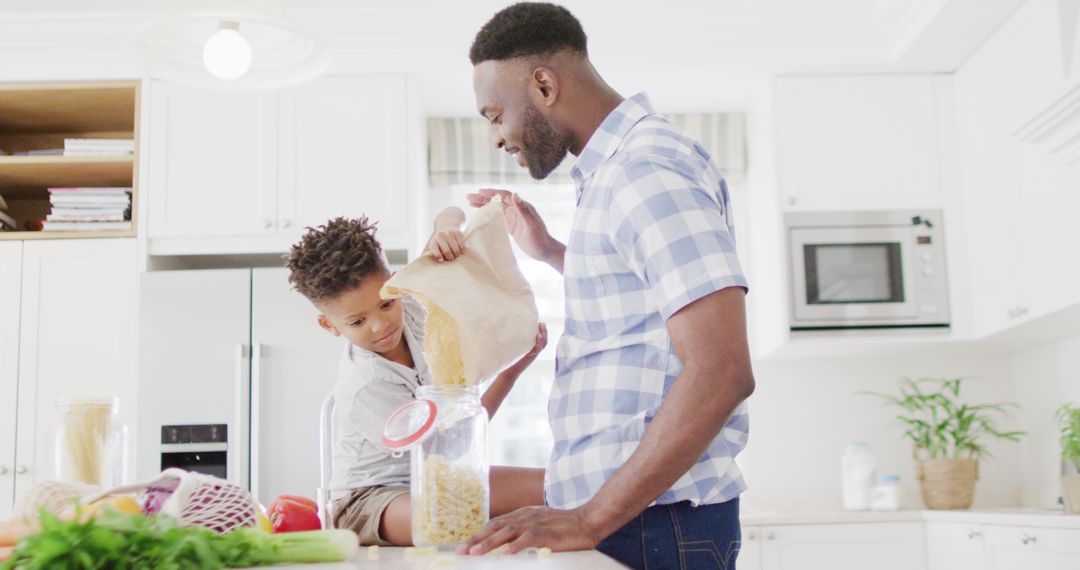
[{"xmin": 785, "ymin": 210, "xmax": 949, "ymax": 330}]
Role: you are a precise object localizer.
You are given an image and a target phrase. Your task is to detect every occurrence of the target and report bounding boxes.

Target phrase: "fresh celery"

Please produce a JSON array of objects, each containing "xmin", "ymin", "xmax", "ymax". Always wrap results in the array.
[{"xmin": 0, "ymin": 509, "xmax": 357, "ymax": 570}]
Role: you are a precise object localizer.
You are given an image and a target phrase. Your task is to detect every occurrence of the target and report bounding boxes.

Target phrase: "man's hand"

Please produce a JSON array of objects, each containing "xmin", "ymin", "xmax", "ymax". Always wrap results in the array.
[
  {"xmin": 456, "ymin": 505, "xmax": 602, "ymax": 556},
  {"xmin": 467, "ymin": 189, "xmax": 565, "ymax": 272},
  {"xmin": 427, "ymin": 228, "xmax": 466, "ymax": 262}
]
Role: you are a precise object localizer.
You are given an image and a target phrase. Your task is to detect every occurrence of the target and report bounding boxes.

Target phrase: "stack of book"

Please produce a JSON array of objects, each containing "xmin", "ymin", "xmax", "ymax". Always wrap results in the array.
[
  {"xmin": 0, "ymin": 192, "xmax": 14, "ymax": 231},
  {"xmin": 63, "ymin": 138, "xmax": 134, "ymax": 157},
  {"xmin": 44, "ymin": 187, "xmax": 132, "ymax": 232}
]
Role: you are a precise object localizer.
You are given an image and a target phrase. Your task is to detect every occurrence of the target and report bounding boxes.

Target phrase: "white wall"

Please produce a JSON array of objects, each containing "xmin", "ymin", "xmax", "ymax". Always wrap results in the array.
[
  {"xmin": 1011, "ymin": 334, "xmax": 1080, "ymax": 508},
  {"xmin": 740, "ymin": 350, "xmax": 1025, "ymax": 512}
]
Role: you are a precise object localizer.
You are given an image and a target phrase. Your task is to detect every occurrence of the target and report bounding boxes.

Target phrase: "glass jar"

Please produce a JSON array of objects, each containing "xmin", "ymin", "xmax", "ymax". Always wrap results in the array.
[
  {"xmin": 871, "ymin": 474, "xmax": 901, "ymax": 511},
  {"xmin": 53, "ymin": 397, "xmax": 128, "ymax": 487},
  {"xmin": 383, "ymin": 385, "xmax": 489, "ymax": 548}
]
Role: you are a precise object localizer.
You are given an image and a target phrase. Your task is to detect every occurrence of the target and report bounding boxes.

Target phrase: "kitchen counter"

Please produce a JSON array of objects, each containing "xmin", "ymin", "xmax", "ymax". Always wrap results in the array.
[
  {"xmin": 741, "ymin": 507, "xmax": 1080, "ymax": 529},
  {"xmin": 244, "ymin": 547, "xmax": 625, "ymax": 569}
]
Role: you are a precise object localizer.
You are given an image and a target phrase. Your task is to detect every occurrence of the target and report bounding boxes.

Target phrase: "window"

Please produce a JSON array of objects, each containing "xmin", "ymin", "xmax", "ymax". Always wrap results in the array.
[{"xmin": 450, "ymin": 183, "xmax": 575, "ymax": 468}]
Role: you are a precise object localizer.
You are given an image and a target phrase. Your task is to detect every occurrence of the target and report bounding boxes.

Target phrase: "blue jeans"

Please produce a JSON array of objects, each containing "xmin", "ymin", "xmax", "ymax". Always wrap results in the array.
[{"xmin": 596, "ymin": 498, "xmax": 741, "ymax": 570}]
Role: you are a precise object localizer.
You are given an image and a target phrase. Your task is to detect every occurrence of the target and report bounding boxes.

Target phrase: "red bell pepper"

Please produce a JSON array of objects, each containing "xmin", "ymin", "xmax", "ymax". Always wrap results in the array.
[{"xmin": 267, "ymin": 495, "xmax": 322, "ymax": 533}]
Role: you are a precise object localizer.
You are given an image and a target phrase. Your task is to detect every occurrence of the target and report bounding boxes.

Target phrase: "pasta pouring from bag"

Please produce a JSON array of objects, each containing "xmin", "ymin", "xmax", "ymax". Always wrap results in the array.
[{"xmin": 381, "ymin": 196, "xmax": 539, "ymax": 386}]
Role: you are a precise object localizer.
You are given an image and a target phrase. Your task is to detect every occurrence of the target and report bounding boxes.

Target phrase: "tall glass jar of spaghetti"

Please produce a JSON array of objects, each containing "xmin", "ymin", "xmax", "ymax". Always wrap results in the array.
[
  {"xmin": 53, "ymin": 397, "xmax": 128, "ymax": 487},
  {"xmin": 383, "ymin": 385, "xmax": 489, "ymax": 548}
]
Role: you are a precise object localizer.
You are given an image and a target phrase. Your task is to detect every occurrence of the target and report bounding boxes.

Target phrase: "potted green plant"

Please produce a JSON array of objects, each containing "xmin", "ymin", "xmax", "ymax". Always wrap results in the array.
[
  {"xmin": 867, "ymin": 377, "xmax": 1024, "ymax": 509},
  {"xmin": 1055, "ymin": 403, "xmax": 1080, "ymax": 514}
]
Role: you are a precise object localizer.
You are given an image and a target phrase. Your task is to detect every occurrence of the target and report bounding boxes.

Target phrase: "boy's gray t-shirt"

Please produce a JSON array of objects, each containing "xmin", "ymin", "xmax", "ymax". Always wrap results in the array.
[{"xmin": 330, "ymin": 296, "xmax": 432, "ymax": 490}]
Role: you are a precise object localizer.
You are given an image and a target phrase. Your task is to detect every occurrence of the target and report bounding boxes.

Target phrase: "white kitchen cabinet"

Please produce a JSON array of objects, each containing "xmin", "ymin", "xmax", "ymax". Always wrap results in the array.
[
  {"xmin": 953, "ymin": 0, "xmax": 1080, "ymax": 338},
  {"xmin": 147, "ymin": 75, "xmax": 413, "ymax": 254},
  {"xmin": 0, "ymin": 242, "xmax": 22, "ymax": 519},
  {"xmin": 739, "ymin": 525, "xmax": 763, "ymax": 570},
  {"xmin": 278, "ymin": 75, "xmax": 410, "ymax": 245},
  {"xmin": 148, "ymin": 82, "xmax": 279, "ymax": 238},
  {"xmin": 738, "ymin": 522, "xmax": 925, "ymax": 570},
  {"xmin": 926, "ymin": 522, "xmax": 985, "ymax": 570},
  {"xmin": 12, "ymin": 239, "xmax": 138, "ymax": 506},
  {"xmin": 137, "ymin": 268, "xmax": 340, "ymax": 506},
  {"xmin": 774, "ymin": 75, "xmax": 946, "ymax": 212},
  {"xmin": 759, "ymin": 522, "xmax": 926, "ymax": 570},
  {"xmin": 985, "ymin": 525, "xmax": 1080, "ymax": 570}
]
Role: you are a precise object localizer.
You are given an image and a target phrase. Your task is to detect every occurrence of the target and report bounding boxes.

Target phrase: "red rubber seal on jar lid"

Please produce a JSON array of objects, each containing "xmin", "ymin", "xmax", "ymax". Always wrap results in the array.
[{"xmin": 381, "ymin": 399, "xmax": 438, "ymax": 450}]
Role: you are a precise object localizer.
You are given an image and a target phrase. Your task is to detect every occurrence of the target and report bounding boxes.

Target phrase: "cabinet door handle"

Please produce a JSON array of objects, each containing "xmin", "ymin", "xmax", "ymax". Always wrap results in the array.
[
  {"xmin": 1021, "ymin": 534, "xmax": 1037, "ymax": 545},
  {"xmin": 0, "ymin": 466, "xmax": 8, "ymax": 475},
  {"xmin": 1017, "ymin": 306, "xmax": 1028, "ymax": 316},
  {"xmin": 261, "ymin": 219, "xmax": 272, "ymax": 229},
  {"xmin": 747, "ymin": 531, "xmax": 757, "ymax": 541},
  {"xmin": 280, "ymin": 219, "xmax": 291, "ymax": 229},
  {"xmin": 967, "ymin": 530, "xmax": 982, "ymax": 540},
  {"xmin": 765, "ymin": 531, "xmax": 776, "ymax": 541},
  {"xmin": 15, "ymin": 465, "xmax": 28, "ymax": 475}
]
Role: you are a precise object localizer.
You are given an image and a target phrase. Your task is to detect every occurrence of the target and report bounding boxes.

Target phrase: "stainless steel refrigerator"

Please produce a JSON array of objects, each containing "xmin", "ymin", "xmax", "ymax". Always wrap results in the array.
[{"xmin": 136, "ymin": 267, "xmax": 341, "ymax": 506}]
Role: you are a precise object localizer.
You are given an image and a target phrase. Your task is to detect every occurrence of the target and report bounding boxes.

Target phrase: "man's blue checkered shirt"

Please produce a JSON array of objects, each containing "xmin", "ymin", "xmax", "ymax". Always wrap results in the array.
[{"xmin": 545, "ymin": 93, "xmax": 750, "ymax": 510}]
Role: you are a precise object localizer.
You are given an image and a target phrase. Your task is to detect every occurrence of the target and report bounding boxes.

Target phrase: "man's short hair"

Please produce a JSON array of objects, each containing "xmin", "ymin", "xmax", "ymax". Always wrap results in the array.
[
  {"xmin": 469, "ymin": 2, "xmax": 587, "ymax": 65},
  {"xmin": 286, "ymin": 216, "xmax": 387, "ymax": 302}
]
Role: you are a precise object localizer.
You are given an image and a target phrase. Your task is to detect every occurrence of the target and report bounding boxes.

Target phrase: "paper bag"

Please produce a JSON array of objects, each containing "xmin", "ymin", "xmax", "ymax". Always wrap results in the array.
[{"xmin": 381, "ymin": 196, "xmax": 539, "ymax": 385}]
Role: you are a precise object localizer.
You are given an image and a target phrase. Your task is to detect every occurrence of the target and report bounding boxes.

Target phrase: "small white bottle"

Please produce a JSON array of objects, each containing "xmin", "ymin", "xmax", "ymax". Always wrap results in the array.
[
  {"xmin": 871, "ymin": 474, "xmax": 901, "ymax": 511},
  {"xmin": 841, "ymin": 442, "xmax": 875, "ymax": 511}
]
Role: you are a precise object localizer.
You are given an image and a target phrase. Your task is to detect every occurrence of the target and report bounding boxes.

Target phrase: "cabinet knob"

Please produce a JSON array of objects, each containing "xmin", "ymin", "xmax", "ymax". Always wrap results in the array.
[
  {"xmin": 1017, "ymin": 306, "xmax": 1028, "ymax": 316},
  {"xmin": 261, "ymin": 219, "xmax": 272, "ymax": 229},
  {"xmin": 765, "ymin": 531, "xmax": 776, "ymax": 541},
  {"xmin": 1021, "ymin": 534, "xmax": 1037, "ymax": 545},
  {"xmin": 967, "ymin": 530, "xmax": 982, "ymax": 540},
  {"xmin": 747, "ymin": 531, "xmax": 757, "ymax": 541},
  {"xmin": 15, "ymin": 465, "xmax": 28, "ymax": 475},
  {"xmin": 280, "ymin": 219, "xmax": 292, "ymax": 229},
  {"xmin": 0, "ymin": 466, "xmax": 8, "ymax": 475}
]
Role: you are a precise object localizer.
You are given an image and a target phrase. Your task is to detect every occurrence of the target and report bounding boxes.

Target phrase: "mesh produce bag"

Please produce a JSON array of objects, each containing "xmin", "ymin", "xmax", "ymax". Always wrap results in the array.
[
  {"xmin": 14, "ymin": 480, "xmax": 103, "ymax": 519},
  {"xmin": 87, "ymin": 468, "xmax": 260, "ymax": 533}
]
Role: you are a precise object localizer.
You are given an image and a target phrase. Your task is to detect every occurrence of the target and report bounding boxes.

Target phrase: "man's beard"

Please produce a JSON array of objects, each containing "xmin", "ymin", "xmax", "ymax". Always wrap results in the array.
[{"xmin": 521, "ymin": 103, "xmax": 573, "ymax": 180}]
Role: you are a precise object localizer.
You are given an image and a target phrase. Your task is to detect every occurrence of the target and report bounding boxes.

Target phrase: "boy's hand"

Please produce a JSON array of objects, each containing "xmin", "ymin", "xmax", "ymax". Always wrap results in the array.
[
  {"xmin": 504, "ymin": 323, "xmax": 548, "ymax": 376},
  {"xmin": 427, "ymin": 228, "xmax": 466, "ymax": 262}
]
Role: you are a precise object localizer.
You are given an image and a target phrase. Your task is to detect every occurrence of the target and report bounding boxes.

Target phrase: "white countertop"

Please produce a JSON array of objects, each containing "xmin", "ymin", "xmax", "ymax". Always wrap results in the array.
[
  {"xmin": 741, "ymin": 507, "xmax": 1080, "ymax": 529},
  {"xmin": 245, "ymin": 547, "xmax": 626, "ymax": 569}
]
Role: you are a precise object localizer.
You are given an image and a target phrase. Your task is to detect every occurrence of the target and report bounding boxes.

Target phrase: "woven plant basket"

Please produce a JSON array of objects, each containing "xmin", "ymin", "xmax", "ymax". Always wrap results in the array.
[
  {"xmin": 1063, "ymin": 474, "xmax": 1080, "ymax": 515},
  {"xmin": 917, "ymin": 457, "xmax": 978, "ymax": 509}
]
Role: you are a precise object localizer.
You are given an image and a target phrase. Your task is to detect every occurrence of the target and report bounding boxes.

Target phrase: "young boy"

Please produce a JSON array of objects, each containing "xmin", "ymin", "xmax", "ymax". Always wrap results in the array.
[{"xmin": 285, "ymin": 208, "xmax": 547, "ymax": 546}]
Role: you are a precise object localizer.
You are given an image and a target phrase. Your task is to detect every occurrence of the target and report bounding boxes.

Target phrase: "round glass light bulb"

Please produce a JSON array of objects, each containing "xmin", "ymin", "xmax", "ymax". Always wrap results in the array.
[{"xmin": 202, "ymin": 24, "xmax": 252, "ymax": 80}]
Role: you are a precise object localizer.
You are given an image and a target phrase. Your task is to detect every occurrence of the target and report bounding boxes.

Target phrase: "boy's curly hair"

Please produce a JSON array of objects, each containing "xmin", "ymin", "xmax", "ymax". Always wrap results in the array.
[{"xmin": 286, "ymin": 216, "xmax": 387, "ymax": 302}]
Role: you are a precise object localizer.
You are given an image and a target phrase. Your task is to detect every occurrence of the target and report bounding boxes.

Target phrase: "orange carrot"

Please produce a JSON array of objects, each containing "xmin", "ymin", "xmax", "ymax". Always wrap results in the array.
[{"xmin": 0, "ymin": 518, "xmax": 31, "ymax": 547}]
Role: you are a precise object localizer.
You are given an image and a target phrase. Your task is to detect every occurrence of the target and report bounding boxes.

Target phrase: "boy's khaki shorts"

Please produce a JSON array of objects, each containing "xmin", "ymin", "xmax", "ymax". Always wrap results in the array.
[{"xmin": 332, "ymin": 485, "xmax": 409, "ymax": 546}]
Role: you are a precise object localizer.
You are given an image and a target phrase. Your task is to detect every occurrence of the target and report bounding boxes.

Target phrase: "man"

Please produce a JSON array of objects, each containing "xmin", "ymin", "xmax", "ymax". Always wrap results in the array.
[{"xmin": 461, "ymin": 3, "xmax": 755, "ymax": 568}]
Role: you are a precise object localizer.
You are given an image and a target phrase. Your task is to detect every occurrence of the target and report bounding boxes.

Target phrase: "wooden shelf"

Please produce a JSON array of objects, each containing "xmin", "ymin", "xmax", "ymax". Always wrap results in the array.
[
  {"xmin": 0, "ymin": 155, "xmax": 134, "ymax": 195},
  {"xmin": 0, "ymin": 230, "xmax": 135, "ymax": 241},
  {"xmin": 0, "ymin": 82, "xmax": 136, "ymax": 137},
  {"xmin": 0, "ymin": 81, "xmax": 139, "ymax": 241}
]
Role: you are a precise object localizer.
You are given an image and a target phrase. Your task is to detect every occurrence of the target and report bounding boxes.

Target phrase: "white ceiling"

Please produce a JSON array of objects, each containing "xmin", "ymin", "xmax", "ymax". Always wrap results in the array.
[
  {"xmin": 0, "ymin": 0, "xmax": 1028, "ymax": 112},
  {"xmin": 0, "ymin": 0, "xmax": 1026, "ymax": 67}
]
